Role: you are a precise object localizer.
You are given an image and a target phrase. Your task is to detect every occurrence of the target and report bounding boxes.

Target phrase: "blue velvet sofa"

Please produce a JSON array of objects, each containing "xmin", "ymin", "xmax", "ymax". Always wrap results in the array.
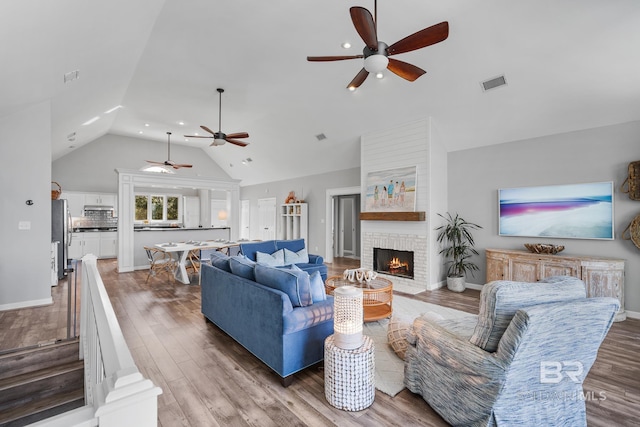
[
  {"xmin": 239, "ymin": 239, "xmax": 328, "ymax": 281},
  {"xmin": 200, "ymin": 251, "xmax": 334, "ymax": 385}
]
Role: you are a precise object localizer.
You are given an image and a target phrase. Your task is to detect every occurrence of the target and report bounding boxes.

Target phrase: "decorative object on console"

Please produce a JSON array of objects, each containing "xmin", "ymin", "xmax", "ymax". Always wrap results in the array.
[
  {"xmin": 523, "ymin": 243, "xmax": 565, "ymax": 254},
  {"xmin": 184, "ymin": 88, "xmax": 249, "ymax": 147},
  {"xmin": 621, "ymin": 160, "xmax": 640, "ymax": 200},
  {"xmin": 435, "ymin": 212, "xmax": 482, "ymax": 292},
  {"xmin": 499, "ymin": 181, "xmax": 614, "ymax": 240},
  {"xmin": 307, "ymin": 0, "xmax": 449, "ymax": 90},
  {"xmin": 343, "ymin": 268, "xmax": 377, "ymax": 283},
  {"xmin": 333, "ymin": 286, "xmax": 364, "ymax": 350}
]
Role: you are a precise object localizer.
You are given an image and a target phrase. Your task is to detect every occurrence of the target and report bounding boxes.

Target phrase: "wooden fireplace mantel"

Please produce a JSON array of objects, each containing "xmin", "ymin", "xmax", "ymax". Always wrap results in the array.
[{"xmin": 359, "ymin": 211, "xmax": 426, "ymax": 221}]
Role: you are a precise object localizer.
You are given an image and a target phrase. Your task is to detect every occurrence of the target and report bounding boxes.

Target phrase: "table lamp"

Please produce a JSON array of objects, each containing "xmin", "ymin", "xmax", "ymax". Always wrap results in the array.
[{"xmin": 333, "ymin": 286, "xmax": 364, "ymax": 349}]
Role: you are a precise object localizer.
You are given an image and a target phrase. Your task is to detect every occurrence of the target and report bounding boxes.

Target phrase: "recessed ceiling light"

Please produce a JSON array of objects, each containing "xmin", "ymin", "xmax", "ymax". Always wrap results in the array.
[
  {"xmin": 144, "ymin": 123, "xmax": 150, "ymax": 127},
  {"xmin": 375, "ymin": 72, "xmax": 384, "ymax": 79},
  {"xmin": 348, "ymin": 86, "xmax": 357, "ymax": 92},
  {"xmin": 178, "ymin": 121, "xmax": 185, "ymax": 126},
  {"xmin": 341, "ymin": 42, "xmax": 351, "ymax": 49},
  {"xmin": 138, "ymin": 131, "xmax": 143, "ymax": 134},
  {"xmin": 82, "ymin": 116, "xmax": 100, "ymax": 126}
]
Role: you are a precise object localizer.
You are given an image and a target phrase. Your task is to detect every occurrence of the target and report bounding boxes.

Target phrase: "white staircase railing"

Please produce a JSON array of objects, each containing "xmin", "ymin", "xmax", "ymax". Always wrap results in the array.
[{"xmin": 30, "ymin": 255, "xmax": 162, "ymax": 427}]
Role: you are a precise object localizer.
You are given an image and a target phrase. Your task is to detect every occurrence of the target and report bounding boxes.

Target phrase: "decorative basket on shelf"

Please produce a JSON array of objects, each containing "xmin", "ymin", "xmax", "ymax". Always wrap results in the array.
[
  {"xmin": 622, "ymin": 214, "xmax": 640, "ymax": 250},
  {"xmin": 51, "ymin": 181, "xmax": 62, "ymax": 200}
]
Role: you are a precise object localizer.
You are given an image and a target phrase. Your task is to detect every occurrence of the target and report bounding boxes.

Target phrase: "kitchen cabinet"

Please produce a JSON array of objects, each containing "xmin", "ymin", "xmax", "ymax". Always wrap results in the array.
[
  {"xmin": 99, "ymin": 232, "xmax": 117, "ymax": 258},
  {"xmin": 485, "ymin": 248, "xmax": 626, "ymax": 321},
  {"xmin": 69, "ymin": 232, "xmax": 116, "ymax": 259},
  {"xmin": 278, "ymin": 203, "xmax": 308, "ymax": 243},
  {"xmin": 62, "ymin": 192, "xmax": 86, "ymax": 217},
  {"xmin": 62, "ymin": 191, "xmax": 117, "ymax": 217}
]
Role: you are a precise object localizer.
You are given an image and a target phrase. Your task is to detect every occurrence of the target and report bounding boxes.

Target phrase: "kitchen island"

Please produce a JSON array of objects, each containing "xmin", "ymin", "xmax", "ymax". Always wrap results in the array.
[{"xmin": 133, "ymin": 227, "xmax": 230, "ymax": 270}]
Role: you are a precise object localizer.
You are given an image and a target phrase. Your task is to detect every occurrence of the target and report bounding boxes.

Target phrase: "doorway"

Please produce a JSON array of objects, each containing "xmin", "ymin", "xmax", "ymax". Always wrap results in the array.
[
  {"xmin": 335, "ymin": 195, "xmax": 360, "ymax": 258},
  {"xmin": 257, "ymin": 197, "xmax": 276, "ymax": 241},
  {"xmin": 325, "ymin": 186, "xmax": 361, "ymax": 264}
]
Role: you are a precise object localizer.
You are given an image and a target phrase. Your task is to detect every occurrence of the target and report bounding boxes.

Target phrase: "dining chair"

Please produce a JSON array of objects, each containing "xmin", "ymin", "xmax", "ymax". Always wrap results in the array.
[
  {"xmin": 186, "ymin": 249, "xmax": 201, "ymax": 275},
  {"xmin": 143, "ymin": 246, "xmax": 177, "ymax": 283}
]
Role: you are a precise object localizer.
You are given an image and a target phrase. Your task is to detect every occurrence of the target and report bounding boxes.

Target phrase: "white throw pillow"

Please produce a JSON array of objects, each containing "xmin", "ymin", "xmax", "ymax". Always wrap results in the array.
[
  {"xmin": 256, "ymin": 249, "xmax": 285, "ymax": 267},
  {"xmin": 283, "ymin": 248, "xmax": 309, "ymax": 265}
]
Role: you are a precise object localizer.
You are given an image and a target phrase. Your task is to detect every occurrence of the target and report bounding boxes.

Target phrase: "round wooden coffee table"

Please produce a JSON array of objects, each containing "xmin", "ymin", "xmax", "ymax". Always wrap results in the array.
[{"xmin": 325, "ymin": 276, "xmax": 393, "ymax": 322}]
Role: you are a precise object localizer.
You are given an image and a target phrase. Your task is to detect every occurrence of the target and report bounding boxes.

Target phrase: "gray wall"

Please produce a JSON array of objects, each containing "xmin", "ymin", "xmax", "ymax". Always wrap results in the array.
[
  {"xmin": 0, "ymin": 102, "xmax": 52, "ymax": 309},
  {"xmin": 52, "ymin": 133, "xmax": 231, "ymax": 193},
  {"xmin": 448, "ymin": 120, "xmax": 640, "ymax": 312},
  {"xmin": 240, "ymin": 168, "xmax": 361, "ymax": 257}
]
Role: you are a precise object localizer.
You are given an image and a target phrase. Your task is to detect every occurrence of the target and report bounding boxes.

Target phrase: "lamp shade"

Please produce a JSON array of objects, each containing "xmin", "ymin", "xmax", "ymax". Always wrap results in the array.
[
  {"xmin": 364, "ymin": 54, "xmax": 389, "ymax": 73},
  {"xmin": 333, "ymin": 286, "xmax": 364, "ymax": 349}
]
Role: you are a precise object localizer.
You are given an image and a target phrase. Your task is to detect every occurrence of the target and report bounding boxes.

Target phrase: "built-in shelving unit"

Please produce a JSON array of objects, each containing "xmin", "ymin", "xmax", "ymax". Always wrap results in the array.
[{"xmin": 278, "ymin": 203, "xmax": 308, "ymax": 243}]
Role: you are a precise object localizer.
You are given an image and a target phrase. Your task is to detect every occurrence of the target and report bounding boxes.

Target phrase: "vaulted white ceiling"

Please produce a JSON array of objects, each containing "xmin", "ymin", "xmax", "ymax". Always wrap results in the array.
[{"xmin": 3, "ymin": 0, "xmax": 640, "ymax": 185}]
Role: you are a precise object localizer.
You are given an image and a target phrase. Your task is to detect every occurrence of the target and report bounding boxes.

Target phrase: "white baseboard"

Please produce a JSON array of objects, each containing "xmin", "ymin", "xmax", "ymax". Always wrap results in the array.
[
  {"xmin": 625, "ymin": 309, "xmax": 640, "ymax": 320},
  {"xmin": 0, "ymin": 297, "xmax": 53, "ymax": 311}
]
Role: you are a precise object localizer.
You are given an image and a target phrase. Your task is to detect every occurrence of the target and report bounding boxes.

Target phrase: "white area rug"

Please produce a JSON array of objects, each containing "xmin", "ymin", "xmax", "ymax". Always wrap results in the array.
[{"xmin": 364, "ymin": 295, "xmax": 476, "ymax": 397}]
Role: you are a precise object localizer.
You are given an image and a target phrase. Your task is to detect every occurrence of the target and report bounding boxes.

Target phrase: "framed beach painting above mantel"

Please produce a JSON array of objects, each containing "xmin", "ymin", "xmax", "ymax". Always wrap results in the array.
[{"xmin": 365, "ymin": 166, "xmax": 417, "ymax": 212}]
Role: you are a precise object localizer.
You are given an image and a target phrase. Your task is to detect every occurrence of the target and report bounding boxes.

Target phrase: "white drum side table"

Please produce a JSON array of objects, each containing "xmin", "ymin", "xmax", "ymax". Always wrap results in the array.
[{"xmin": 324, "ymin": 334, "xmax": 375, "ymax": 411}]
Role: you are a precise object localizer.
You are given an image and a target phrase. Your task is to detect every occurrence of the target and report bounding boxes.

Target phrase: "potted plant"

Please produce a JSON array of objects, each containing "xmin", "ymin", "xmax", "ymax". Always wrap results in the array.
[{"xmin": 435, "ymin": 212, "xmax": 483, "ymax": 292}]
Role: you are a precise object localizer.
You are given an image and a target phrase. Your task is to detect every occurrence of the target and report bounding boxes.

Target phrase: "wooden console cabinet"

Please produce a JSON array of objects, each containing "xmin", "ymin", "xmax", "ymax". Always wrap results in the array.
[{"xmin": 486, "ymin": 249, "xmax": 626, "ymax": 321}]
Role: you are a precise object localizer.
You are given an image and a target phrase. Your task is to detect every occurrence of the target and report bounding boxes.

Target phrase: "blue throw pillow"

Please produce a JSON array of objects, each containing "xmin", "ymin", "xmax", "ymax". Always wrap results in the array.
[
  {"xmin": 229, "ymin": 255, "xmax": 256, "ymax": 280},
  {"xmin": 283, "ymin": 248, "xmax": 309, "ymax": 265},
  {"xmin": 209, "ymin": 251, "xmax": 231, "ymax": 272},
  {"xmin": 309, "ymin": 270, "xmax": 327, "ymax": 302},
  {"xmin": 256, "ymin": 249, "xmax": 285, "ymax": 267},
  {"xmin": 254, "ymin": 264, "xmax": 313, "ymax": 307}
]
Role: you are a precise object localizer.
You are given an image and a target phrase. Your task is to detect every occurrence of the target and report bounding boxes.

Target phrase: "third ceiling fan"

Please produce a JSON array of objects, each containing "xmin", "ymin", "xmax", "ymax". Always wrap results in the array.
[{"xmin": 307, "ymin": 0, "xmax": 449, "ymax": 89}]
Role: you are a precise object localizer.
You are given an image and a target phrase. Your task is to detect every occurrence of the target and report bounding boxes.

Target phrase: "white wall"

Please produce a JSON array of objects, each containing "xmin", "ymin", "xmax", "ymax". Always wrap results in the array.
[
  {"xmin": 0, "ymin": 102, "xmax": 53, "ymax": 309},
  {"xmin": 448, "ymin": 120, "xmax": 640, "ymax": 313},
  {"xmin": 52, "ymin": 133, "xmax": 232, "ymax": 193}
]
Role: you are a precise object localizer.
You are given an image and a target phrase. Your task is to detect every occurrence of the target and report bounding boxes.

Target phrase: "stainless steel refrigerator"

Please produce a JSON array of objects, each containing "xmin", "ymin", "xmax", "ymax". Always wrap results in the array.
[{"xmin": 52, "ymin": 199, "xmax": 72, "ymax": 280}]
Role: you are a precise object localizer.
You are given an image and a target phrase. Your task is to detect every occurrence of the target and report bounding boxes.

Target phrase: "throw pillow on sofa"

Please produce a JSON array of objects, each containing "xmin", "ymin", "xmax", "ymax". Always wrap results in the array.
[
  {"xmin": 229, "ymin": 255, "xmax": 257, "ymax": 281},
  {"xmin": 254, "ymin": 264, "xmax": 313, "ymax": 307},
  {"xmin": 283, "ymin": 248, "xmax": 309, "ymax": 265},
  {"xmin": 309, "ymin": 270, "xmax": 326, "ymax": 302},
  {"xmin": 256, "ymin": 249, "xmax": 285, "ymax": 267},
  {"xmin": 210, "ymin": 251, "xmax": 231, "ymax": 272}
]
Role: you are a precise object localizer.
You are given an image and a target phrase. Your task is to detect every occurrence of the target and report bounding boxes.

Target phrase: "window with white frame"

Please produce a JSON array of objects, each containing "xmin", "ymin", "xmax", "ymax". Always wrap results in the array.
[{"xmin": 135, "ymin": 194, "xmax": 181, "ymax": 223}]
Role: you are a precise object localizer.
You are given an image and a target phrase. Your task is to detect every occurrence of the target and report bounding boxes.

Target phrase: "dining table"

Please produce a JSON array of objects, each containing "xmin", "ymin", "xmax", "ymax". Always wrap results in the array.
[{"xmin": 154, "ymin": 240, "xmax": 239, "ymax": 284}]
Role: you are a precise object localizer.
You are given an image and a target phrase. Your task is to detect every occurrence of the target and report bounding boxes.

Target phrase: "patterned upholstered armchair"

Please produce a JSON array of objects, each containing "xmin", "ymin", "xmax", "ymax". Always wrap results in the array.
[{"xmin": 404, "ymin": 277, "xmax": 619, "ymax": 427}]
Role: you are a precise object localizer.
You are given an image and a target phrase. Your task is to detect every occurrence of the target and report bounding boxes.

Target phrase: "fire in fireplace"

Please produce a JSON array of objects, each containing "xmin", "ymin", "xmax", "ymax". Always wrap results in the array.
[{"xmin": 373, "ymin": 248, "xmax": 414, "ymax": 279}]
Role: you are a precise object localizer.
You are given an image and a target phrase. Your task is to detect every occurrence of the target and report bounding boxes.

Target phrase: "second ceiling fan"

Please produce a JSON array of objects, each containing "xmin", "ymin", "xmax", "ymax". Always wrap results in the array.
[
  {"xmin": 307, "ymin": 0, "xmax": 449, "ymax": 89},
  {"xmin": 185, "ymin": 88, "xmax": 249, "ymax": 147}
]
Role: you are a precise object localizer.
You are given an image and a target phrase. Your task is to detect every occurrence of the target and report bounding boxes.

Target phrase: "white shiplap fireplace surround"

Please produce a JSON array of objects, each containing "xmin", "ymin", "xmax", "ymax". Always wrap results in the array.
[{"xmin": 359, "ymin": 118, "xmax": 448, "ymax": 294}]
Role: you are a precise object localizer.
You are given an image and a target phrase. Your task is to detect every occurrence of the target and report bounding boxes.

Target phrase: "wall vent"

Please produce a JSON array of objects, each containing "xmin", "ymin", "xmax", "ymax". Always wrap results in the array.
[
  {"xmin": 481, "ymin": 75, "xmax": 507, "ymax": 91},
  {"xmin": 315, "ymin": 133, "xmax": 327, "ymax": 141}
]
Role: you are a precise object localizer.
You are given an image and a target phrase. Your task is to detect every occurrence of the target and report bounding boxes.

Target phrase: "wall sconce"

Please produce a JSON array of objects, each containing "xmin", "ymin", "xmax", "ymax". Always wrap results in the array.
[
  {"xmin": 333, "ymin": 286, "xmax": 363, "ymax": 349},
  {"xmin": 218, "ymin": 210, "xmax": 228, "ymax": 221}
]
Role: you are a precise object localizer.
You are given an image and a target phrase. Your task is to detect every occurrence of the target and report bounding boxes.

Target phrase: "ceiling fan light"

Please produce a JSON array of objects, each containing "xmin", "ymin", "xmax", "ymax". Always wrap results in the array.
[
  {"xmin": 364, "ymin": 54, "xmax": 389, "ymax": 73},
  {"xmin": 212, "ymin": 138, "xmax": 226, "ymax": 146}
]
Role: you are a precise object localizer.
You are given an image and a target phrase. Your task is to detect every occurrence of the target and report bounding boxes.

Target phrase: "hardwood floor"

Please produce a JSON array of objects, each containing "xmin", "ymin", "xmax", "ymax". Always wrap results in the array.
[{"xmin": 1, "ymin": 257, "xmax": 639, "ymax": 426}]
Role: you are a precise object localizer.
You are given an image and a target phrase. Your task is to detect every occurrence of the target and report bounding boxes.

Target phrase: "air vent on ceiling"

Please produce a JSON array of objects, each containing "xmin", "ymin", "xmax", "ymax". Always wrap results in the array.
[
  {"xmin": 315, "ymin": 133, "xmax": 327, "ymax": 141},
  {"xmin": 481, "ymin": 75, "xmax": 507, "ymax": 92}
]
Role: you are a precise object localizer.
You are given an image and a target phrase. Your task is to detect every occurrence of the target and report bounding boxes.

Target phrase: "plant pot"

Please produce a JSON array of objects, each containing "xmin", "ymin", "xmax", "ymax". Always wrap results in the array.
[{"xmin": 446, "ymin": 276, "xmax": 466, "ymax": 292}]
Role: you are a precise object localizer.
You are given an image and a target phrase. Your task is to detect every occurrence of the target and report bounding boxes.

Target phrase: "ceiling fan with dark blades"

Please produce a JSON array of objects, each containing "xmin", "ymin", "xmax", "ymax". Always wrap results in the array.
[
  {"xmin": 184, "ymin": 88, "xmax": 249, "ymax": 147},
  {"xmin": 307, "ymin": 0, "xmax": 449, "ymax": 90},
  {"xmin": 146, "ymin": 131, "xmax": 193, "ymax": 169}
]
